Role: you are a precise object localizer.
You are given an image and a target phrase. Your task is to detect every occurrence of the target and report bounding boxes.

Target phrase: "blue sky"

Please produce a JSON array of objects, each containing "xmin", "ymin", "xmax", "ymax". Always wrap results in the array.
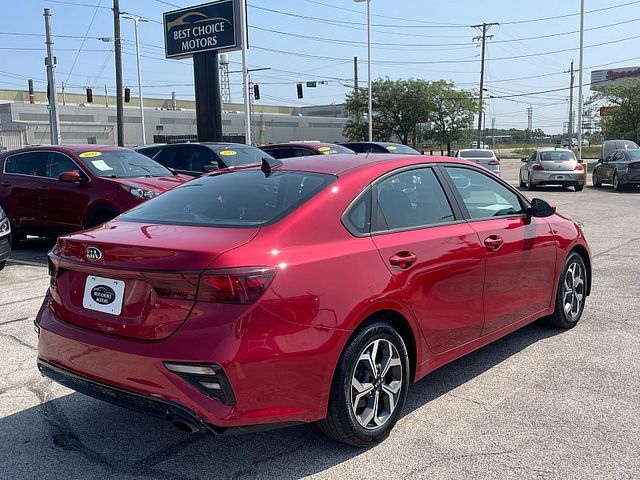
[{"xmin": 1, "ymin": 0, "xmax": 639, "ymax": 134}]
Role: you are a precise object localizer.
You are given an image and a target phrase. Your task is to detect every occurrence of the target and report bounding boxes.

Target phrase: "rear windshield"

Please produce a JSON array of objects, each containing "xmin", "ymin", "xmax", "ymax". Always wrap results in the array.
[
  {"xmin": 206, "ymin": 145, "xmax": 275, "ymax": 167},
  {"xmin": 120, "ymin": 170, "xmax": 335, "ymax": 227},
  {"xmin": 540, "ymin": 151, "xmax": 575, "ymax": 161},
  {"xmin": 383, "ymin": 144, "xmax": 421, "ymax": 154},
  {"xmin": 79, "ymin": 150, "xmax": 172, "ymax": 178},
  {"xmin": 458, "ymin": 150, "xmax": 494, "ymax": 158},
  {"xmin": 628, "ymin": 150, "xmax": 640, "ymax": 159}
]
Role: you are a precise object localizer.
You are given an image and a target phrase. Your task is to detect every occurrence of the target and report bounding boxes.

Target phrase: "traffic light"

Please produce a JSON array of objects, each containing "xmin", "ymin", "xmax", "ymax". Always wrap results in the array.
[
  {"xmin": 86, "ymin": 87, "xmax": 93, "ymax": 103},
  {"xmin": 124, "ymin": 87, "xmax": 131, "ymax": 103},
  {"xmin": 253, "ymin": 84, "xmax": 260, "ymax": 100},
  {"xmin": 296, "ymin": 83, "xmax": 303, "ymax": 99}
]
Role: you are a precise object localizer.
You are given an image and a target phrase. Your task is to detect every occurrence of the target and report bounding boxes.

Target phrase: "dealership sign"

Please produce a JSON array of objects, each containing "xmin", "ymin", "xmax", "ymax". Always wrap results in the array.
[
  {"xmin": 163, "ymin": 0, "xmax": 241, "ymax": 59},
  {"xmin": 591, "ymin": 66, "xmax": 640, "ymax": 88}
]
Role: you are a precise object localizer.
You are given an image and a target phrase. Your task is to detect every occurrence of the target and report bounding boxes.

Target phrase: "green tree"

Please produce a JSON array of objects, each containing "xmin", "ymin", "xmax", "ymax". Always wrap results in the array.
[
  {"xmin": 343, "ymin": 78, "xmax": 432, "ymax": 143},
  {"xmin": 590, "ymin": 80, "xmax": 640, "ymax": 143},
  {"xmin": 424, "ymin": 81, "xmax": 477, "ymax": 155}
]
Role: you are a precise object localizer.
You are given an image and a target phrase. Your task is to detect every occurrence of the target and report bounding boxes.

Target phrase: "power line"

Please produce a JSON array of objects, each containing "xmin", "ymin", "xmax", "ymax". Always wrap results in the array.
[{"xmin": 64, "ymin": 0, "xmax": 103, "ymax": 84}]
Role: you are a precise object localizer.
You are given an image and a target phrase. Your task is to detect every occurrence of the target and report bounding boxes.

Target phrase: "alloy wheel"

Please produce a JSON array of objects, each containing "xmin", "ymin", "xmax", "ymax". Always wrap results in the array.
[
  {"xmin": 563, "ymin": 261, "xmax": 585, "ymax": 322},
  {"xmin": 351, "ymin": 338, "xmax": 403, "ymax": 430}
]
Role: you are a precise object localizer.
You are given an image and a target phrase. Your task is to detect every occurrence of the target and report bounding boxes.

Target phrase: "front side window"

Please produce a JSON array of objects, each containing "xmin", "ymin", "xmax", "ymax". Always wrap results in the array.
[
  {"xmin": 373, "ymin": 167, "xmax": 455, "ymax": 232},
  {"xmin": 46, "ymin": 152, "xmax": 80, "ymax": 179},
  {"xmin": 80, "ymin": 150, "xmax": 172, "ymax": 178},
  {"xmin": 445, "ymin": 166, "xmax": 524, "ymax": 220},
  {"xmin": 186, "ymin": 147, "xmax": 217, "ymax": 172},
  {"xmin": 4, "ymin": 151, "xmax": 48, "ymax": 176},
  {"xmin": 121, "ymin": 170, "xmax": 335, "ymax": 227},
  {"xmin": 155, "ymin": 147, "xmax": 189, "ymax": 170},
  {"xmin": 206, "ymin": 145, "xmax": 274, "ymax": 167}
]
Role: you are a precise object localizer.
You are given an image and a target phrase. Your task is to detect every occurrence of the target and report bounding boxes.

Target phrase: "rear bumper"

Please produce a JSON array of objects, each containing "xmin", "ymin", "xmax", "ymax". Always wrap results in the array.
[
  {"xmin": 530, "ymin": 171, "xmax": 585, "ymax": 186},
  {"xmin": 36, "ymin": 293, "xmax": 345, "ymax": 430},
  {"xmin": 618, "ymin": 170, "xmax": 640, "ymax": 185}
]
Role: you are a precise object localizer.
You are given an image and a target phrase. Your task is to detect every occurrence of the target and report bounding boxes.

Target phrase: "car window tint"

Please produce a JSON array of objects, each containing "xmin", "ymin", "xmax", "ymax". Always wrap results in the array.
[
  {"xmin": 186, "ymin": 147, "xmax": 216, "ymax": 172},
  {"xmin": 263, "ymin": 148, "xmax": 289, "ymax": 159},
  {"xmin": 445, "ymin": 166, "xmax": 524, "ymax": 220},
  {"xmin": 539, "ymin": 150, "xmax": 575, "ymax": 161},
  {"xmin": 155, "ymin": 147, "xmax": 188, "ymax": 170},
  {"xmin": 373, "ymin": 167, "xmax": 454, "ymax": 232},
  {"xmin": 121, "ymin": 171, "xmax": 335, "ymax": 227},
  {"xmin": 345, "ymin": 190, "xmax": 371, "ymax": 234},
  {"xmin": 4, "ymin": 151, "xmax": 48, "ymax": 176},
  {"xmin": 46, "ymin": 152, "xmax": 80, "ymax": 179}
]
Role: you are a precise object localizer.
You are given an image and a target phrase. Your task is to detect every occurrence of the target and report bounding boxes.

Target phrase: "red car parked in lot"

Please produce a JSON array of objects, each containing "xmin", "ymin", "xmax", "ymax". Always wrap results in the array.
[
  {"xmin": 36, "ymin": 154, "xmax": 591, "ymax": 446},
  {"xmin": 0, "ymin": 145, "xmax": 189, "ymax": 243}
]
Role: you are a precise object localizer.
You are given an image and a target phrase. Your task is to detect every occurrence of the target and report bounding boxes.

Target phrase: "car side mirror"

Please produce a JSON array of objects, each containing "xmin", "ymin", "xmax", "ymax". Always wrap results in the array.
[
  {"xmin": 202, "ymin": 164, "xmax": 219, "ymax": 173},
  {"xmin": 528, "ymin": 198, "xmax": 556, "ymax": 218},
  {"xmin": 521, "ymin": 158, "xmax": 528, "ymax": 162},
  {"xmin": 166, "ymin": 167, "xmax": 178, "ymax": 175},
  {"xmin": 58, "ymin": 171, "xmax": 82, "ymax": 183}
]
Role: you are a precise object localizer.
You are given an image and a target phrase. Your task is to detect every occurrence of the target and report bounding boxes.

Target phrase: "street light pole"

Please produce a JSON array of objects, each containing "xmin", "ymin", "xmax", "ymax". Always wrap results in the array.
[
  {"xmin": 354, "ymin": 0, "xmax": 372, "ymax": 141},
  {"xmin": 122, "ymin": 14, "xmax": 148, "ymax": 145},
  {"xmin": 576, "ymin": 0, "xmax": 585, "ymax": 162}
]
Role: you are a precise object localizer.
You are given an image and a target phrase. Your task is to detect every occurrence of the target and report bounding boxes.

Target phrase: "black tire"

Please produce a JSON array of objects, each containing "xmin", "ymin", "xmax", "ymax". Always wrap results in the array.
[
  {"xmin": 318, "ymin": 322, "xmax": 410, "ymax": 447},
  {"xmin": 613, "ymin": 173, "xmax": 624, "ymax": 192},
  {"xmin": 0, "ymin": 260, "xmax": 5, "ymax": 271},
  {"xmin": 574, "ymin": 185, "xmax": 584, "ymax": 192},
  {"xmin": 9, "ymin": 232, "xmax": 25, "ymax": 249},
  {"xmin": 86, "ymin": 211, "xmax": 117, "ymax": 228},
  {"xmin": 527, "ymin": 178, "xmax": 536, "ymax": 191},
  {"xmin": 519, "ymin": 175, "xmax": 526, "ymax": 188},
  {"xmin": 548, "ymin": 252, "xmax": 587, "ymax": 329},
  {"xmin": 592, "ymin": 170, "xmax": 602, "ymax": 187}
]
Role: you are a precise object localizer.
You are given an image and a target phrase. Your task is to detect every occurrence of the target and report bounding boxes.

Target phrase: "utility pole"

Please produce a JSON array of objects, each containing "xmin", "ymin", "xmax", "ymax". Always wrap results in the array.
[
  {"xmin": 44, "ymin": 9, "xmax": 61, "ymax": 145},
  {"xmin": 566, "ymin": 60, "xmax": 574, "ymax": 138},
  {"xmin": 527, "ymin": 105, "xmax": 533, "ymax": 131},
  {"xmin": 61, "ymin": 81, "xmax": 66, "ymax": 106},
  {"xmin": 113, "ymin": 0, "xmax": 124, "ymax": 146},
  {"xmin": 353, "ymin": 56, "xmax": 359, "ymax": 91},
  {"xmin": 472, "ymin": 22, "xmax": 498, "ymax": 149},
  {"xmin": 105, "ymin": 85, "xmax": 108, "ymax": 107},
  {"xmin": 576, "ymin": 0, "xmax": 585, "ymax": 162}
]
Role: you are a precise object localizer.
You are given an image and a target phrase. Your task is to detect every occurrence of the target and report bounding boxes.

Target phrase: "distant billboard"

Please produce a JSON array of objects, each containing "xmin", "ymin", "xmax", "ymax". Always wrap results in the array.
[
  {"xmin": 163, "ymin": 0, "xmax": 241, "ymax": 59},
  {"xmin": 591, "ymin": 66, "xmax": 640, "ymax": 88}
]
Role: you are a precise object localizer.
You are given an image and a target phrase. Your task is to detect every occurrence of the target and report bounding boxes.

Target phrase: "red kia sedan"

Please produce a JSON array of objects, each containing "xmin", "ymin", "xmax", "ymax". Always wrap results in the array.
[
  {"xmin": 36, "ymin": 154, "xmax": 591, "ymax": 446},
  {"xmin": 0, "ymin": 145, "xmax": 189, "ymax": 243}
]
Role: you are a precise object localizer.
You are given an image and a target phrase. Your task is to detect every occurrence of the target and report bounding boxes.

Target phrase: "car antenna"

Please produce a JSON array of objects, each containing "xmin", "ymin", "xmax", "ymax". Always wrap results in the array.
[{"xmin": 261, "ymin": 157, "xmax": 283, "ymax": 177}]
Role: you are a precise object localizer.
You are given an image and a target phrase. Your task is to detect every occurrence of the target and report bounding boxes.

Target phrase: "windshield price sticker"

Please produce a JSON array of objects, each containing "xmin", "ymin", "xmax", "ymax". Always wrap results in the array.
[{"xmin": 79, "ymin": 151, "xmax": 102, "ymax": 158}]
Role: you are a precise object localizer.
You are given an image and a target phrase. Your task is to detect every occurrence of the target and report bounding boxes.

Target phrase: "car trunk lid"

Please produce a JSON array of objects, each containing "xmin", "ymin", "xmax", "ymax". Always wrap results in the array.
[{"xmin": 48, "ymin": 222, "xmax": 258, "ymax": 340}]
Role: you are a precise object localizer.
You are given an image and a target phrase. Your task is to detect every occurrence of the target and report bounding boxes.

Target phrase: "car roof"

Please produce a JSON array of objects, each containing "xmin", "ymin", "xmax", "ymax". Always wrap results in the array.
[
  {"xmin": 268, "ymin": 154, "xmax": 471, "ymax": 176},
  {"xmin": 535, "ymin": 147, "xmax": 572, "ymax": 152},
  {"xmin": 4, "ymin": 144, "xmax": 128, "ymax": 154},
  {"xmin": 260, "ymin": 142, "xmax": 339, "ymax": 149},
  {"xmin": 457, "ymin": 148, "xmax": 495, "ymax": 153}
]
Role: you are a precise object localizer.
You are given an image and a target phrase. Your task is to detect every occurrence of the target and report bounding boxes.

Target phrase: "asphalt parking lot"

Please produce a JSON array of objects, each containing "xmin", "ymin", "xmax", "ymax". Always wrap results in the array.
[{"xmin": 1, "ymin": 158, "xmax": 638, "ymax": 479}]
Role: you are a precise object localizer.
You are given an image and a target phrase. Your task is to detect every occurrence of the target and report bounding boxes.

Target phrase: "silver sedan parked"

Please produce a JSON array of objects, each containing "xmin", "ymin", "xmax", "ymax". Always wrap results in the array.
[
  {"xmin": 519, "ymin": 148, "xmax": 585, "ymax": 192},
  {"xmin": 454, "ymin": 149, "xmax": 501, "ymax": 176}
]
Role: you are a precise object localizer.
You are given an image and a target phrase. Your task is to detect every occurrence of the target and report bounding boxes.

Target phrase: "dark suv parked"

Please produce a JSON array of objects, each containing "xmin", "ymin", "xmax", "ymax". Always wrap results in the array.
[
  {"xmin": 0, "ymin": 145, "xmax": 189, "ymax": 243},
  {"xmin": 135, "ymin": 142, "xmax": 273, "ymax": 176}
]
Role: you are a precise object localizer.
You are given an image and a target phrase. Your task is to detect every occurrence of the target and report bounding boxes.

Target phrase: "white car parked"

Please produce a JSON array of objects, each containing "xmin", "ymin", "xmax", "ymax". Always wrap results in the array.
[{"xmin": 455, "ymin": 149, "xmax": 501, "ymax": 176}]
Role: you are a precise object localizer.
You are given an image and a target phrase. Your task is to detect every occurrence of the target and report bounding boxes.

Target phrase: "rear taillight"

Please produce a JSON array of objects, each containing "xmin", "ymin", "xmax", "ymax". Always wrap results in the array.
[
  {"xmin": 48, "ymin": 256, "xmax": 62, "ymax": 288},
  {"xmin": 575, "ymin": 164, "xmax": 584, "ymax": 171},
  {"xmin": 198, "ymin": 267, "xmax": 276, "ymax": 304},
  {"xmin": 144, "ymin": 272, "xmax": 199, "ymax": 300},
  {"xmin": 147, "ymin": 267, "xmax": 276, "ymax": 304},
  {"xmin": 626, "ymin": 161, "xmax": 640, "ymax": 169},
  {"xmin": 488, "ymin": 159, "xmax": 500, "ymax": 165},
  {"xmin": 532, "ymin": 164, "xmax": 544, "ymax": 171}
]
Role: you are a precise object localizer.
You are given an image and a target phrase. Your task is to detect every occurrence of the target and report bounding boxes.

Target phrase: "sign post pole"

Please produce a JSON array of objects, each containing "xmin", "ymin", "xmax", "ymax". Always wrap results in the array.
[
  {"xmin": 193, "ymin": 51, "xmax": 222, "ymax": 142},
  {"xmin": 163, "ymin": 0, "xmax": 242, "ymax": 144}
]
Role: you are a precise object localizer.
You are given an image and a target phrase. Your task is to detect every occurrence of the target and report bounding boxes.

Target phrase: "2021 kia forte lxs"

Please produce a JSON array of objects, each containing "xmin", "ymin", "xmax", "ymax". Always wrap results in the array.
[{"xmin": 36, "ymin": 154, "xmax": 591, "ymax": 446}]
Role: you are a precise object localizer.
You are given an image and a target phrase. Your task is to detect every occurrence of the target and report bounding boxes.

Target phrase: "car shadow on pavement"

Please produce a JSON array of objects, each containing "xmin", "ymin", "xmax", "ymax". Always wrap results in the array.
[
  {"xmin": 0, "ymin": 322, "xmax": 562, "ymax": 479},
  {"xmin": 8, "ymin": 237, "xmax": 56, "ymax": 266}
]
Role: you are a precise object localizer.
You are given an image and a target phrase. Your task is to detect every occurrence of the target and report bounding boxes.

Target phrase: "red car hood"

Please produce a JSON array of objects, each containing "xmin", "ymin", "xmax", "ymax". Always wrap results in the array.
[{"xmin": 106, "ymin": 174, "xmax": 191, "ymax": 192}]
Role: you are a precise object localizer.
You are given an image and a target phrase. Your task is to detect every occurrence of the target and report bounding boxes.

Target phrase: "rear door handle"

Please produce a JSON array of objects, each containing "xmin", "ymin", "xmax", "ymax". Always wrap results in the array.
[
  {"xmin": 389, "ymin": 252, "xmax": 417, "ymax": 269},
  {"xmin": 0, "ymin": 181, "xmax": 10, "ymax": 187},
  {"xmin": 484, "ymin": 235, "xmax": 504, "ymax": 251}
]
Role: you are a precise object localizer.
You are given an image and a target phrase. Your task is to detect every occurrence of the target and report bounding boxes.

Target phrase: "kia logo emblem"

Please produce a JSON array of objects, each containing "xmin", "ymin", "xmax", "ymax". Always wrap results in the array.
[
  {"xmin": 90, "ymin": 285, "xmax": 116, "ymax": 305},
  {"xmin": 85, "ymin": 246, "xmax": 103, "ymax": 262}
]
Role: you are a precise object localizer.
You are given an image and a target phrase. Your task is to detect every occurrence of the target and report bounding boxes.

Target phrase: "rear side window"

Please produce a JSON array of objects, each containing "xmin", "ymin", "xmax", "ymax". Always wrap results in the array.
[
  {"xmin": 206, "ymin": 145, "xmax": 275, "ymax": 167},
  {"xmin": 121, "ymin": 170, "xmax": 335, "ymax": 227},
  {"xmin": 458, "ymin": 150, "xmax": 494, "ymax": 159},
  {"xmin": 373, "ymin": 167, "xmax": 455, "ymax": 232},
  {"xmin": 4, "ymin": 151, "xmax": 48, "ymax": 176}
]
